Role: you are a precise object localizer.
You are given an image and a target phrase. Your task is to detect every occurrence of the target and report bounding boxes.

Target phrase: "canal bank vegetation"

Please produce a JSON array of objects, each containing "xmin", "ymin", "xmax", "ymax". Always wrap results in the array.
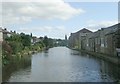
[
  {"xmin": 2, "ymin": 53, "xmax": 31, "ymax": 82},
  {"xmin": 2, "ymin": 33, "xmax": 40, "ymax": 66},
  {"xmin": 2, "ymin": 32, "xmax": 55, "ymax": 66},
  {"xmin": 1, "ymin": 28, "xmax": 68, "ymax": 66}
]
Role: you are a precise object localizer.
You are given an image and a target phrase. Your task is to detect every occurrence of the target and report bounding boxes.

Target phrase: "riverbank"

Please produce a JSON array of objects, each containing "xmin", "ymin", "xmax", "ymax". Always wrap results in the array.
[
  {"xmin": 2, "ymin": 53, "xmax": 31, "ymax": 82},
  {"xmin": 2, "ymin": 46, "xmax": 52, "ymax": 81},
  {"xmin": 71, "ymin": 48, "xmax": 120, "ymax": 66},
  {"xmin": 2, "ymin": 43, "xmax": 46, "ymax": 66}
]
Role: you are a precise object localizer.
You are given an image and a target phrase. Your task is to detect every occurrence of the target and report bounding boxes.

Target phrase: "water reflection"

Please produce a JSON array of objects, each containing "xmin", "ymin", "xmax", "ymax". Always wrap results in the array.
[
  {"xmin": 2, "ymin": 47, "xmax": 120, "ymax": 82},
  {"xmin": 44, "ymin": 50, "xmax": 49, "ymax": 57},
  {"xmin": 99, "ymin": 60, "xmax": 120, "ymax": 81},
  {"xmin": 2, "ymin": 55, "xmax": 31, "ymax": 82}
]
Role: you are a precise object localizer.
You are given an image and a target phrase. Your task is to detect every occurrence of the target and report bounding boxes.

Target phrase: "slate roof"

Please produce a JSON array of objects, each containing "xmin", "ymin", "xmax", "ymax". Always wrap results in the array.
[
  {"xmin": 76, "ymin": 28, "xmax": 93, "ymax": 34},
  {"xmin": 102, "ymin": 23, "xmax": 119, "ymax": 35}
]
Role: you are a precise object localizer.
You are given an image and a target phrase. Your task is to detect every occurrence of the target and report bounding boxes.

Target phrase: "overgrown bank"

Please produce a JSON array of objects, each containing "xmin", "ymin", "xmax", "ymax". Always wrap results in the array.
[{"xmin": 2, "ymin": 33, "xmax": 55, "ymax": 66}]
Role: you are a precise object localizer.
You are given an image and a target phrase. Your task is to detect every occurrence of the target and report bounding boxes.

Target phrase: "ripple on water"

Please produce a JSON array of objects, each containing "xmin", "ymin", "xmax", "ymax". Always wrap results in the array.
[{"xmin": 4, "ymin": 47, "xmax": 119, "ymax": 82}]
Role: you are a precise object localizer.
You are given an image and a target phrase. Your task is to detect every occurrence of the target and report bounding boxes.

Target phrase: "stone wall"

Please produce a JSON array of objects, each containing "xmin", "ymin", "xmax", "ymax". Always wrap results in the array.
[{"xmin": 68, "ymin": 23, "xmax": 119, "ymax": 57}]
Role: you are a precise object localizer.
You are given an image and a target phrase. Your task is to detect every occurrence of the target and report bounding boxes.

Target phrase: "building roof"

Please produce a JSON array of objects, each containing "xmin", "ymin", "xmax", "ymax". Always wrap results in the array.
[
  {"xmin": 102, "ymin": 23, "xmax": 119, "ymax": 35},
  {"xmin": 2, "ymin": 28, "xmax": 11, "ymax": 34},
  {"xmin": 76, "ymin": 28, "xmax": 93, "ymax": 34},
  {"xmin": 70, "ymin": 28, "xmax": 93, "ymax": 38}
]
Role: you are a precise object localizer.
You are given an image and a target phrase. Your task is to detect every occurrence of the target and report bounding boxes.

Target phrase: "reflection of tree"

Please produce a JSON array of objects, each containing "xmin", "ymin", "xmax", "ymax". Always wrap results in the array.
[
  {"xmin": 44, "ymin": 50, "xmax": 48, "ymax": 57},
  {"xmin": 2, "ymin": 56, "xmax": 31, "ymax": 82}
]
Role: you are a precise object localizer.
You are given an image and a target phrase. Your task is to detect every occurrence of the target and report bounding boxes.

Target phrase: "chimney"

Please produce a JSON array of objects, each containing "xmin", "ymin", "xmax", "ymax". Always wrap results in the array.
[{"xmin": 4, "ymin": 28, "xmax": 7, "ymax": 30}]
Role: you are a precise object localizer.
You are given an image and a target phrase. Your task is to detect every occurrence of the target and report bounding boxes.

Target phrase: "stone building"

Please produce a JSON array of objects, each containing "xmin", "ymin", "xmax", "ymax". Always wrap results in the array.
[
  {"xmin": 115, "ymin": 25, "xmax": 120, "ymax": 56},
  {"xmin": 115, "ymin": 23, "xmax": 120, "ymax": 48},
  {"xmin": 99, "ymin": 24, "xmax": 118, "ymax": 56},
  {"xmin": 68, "ymin": 23, "xmax": 119, "ymax": 57},
  {"xmin": 68, "ymin": 33, "xmax": 77, "ymax": 48},
  {"xmin": 68, "ymin": 28, "xmax": 93, "ymax": 49},
  {"xmin": 0, "ymin": 27, "xmax": 12, "ymax": 43},
  {"xmin": 79, "ymin": 28, "xmax": 93, "ymax": 50},
  {"xmin": 85, "ymin": 32, "xmax": 95, "ymax": 52},
  {"xmin": 2, "ymin": 28, "xmax": 11, "ymax": 40}
]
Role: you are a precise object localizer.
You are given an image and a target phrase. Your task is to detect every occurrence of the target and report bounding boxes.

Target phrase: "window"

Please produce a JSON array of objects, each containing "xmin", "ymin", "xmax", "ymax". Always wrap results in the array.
[{"xmin": 101, "ymin": 38, "xmax": 104, "ymax": 47}]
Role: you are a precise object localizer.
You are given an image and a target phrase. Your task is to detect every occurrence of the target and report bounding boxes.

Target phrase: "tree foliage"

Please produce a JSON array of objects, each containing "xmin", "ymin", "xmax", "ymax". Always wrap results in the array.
[
  {"xmin": 43, "ymin": 36, "xmax": 49, "ymax": 47},
  {"xmin": 20, "ymin": 33, "xmax": 31, "ymax": 47},
  {"xmin": 2, "ymin": 41, "xmax": 12, "ymax": 59}
]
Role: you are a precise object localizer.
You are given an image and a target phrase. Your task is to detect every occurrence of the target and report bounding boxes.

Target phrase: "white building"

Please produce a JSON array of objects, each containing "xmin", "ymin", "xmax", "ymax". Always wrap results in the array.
[{"xmin": 31, "ymin": 36, "xmax": 41, "ymax": 44}]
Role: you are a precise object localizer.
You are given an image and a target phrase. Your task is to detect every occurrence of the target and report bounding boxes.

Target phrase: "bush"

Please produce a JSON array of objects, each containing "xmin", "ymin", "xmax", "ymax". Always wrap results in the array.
[{"xmin": 9, "ymin": 41, "xmax": 23, "ymax": 54}]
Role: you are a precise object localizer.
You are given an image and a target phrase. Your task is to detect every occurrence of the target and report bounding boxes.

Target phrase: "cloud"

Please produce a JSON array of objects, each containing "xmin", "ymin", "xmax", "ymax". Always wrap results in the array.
[
  {"xmin": 19, "ymin": 26, "xmax": 53, "ymax": 33},
  {"xmin": 18, "ymin": 25, "xmax": 70, "ymax": 38},
  {"xmin": 2, "ymin": 0, "xmax": 85, "ymax": 25},
  {"xmin": 86, "ymin": 20, "xmax": 118, "ymax": 32},
  {"xmin": 17, "ymin": 25, "xmax": 70, "ymax": 39}
]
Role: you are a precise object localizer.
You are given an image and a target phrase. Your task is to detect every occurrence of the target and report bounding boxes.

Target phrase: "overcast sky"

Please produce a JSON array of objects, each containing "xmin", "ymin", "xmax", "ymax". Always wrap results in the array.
[{"xmin": 1, "ymin": 0, "xmax": 118, "ymax": 39}]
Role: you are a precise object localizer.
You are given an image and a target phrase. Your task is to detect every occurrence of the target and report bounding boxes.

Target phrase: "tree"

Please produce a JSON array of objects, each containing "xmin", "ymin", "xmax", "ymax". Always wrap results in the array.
[
  {"xmin": 30, "ymin": 33, "xmax": 32, "ymax": 37},
  {"xmin": 48, "ymin": 38, "xmax": 54, "ymax": 47},
  {"xmin": 43, "ymin": 36, "xmax": 49, "ymax": 47},
  {"xmin": 5, "ymin": 34, "xmax": 21, "ymax": 42},
  {"xmin": 20, "ymin": 33, "xmax": 31, "ymax": 48},
  {"xmin": 39, "ymin": 37, "xmax": 43, "ymax": 40},
  {"xmin": 9, "ymin": 41, "xmax": 23, "ymax": 54}
]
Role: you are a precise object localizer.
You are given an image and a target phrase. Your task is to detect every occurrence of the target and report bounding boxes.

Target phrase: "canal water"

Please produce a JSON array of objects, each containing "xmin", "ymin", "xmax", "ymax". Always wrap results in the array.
[{"xmin": 2, "ymin": 47, "xmax": 120, "ymax": 82}]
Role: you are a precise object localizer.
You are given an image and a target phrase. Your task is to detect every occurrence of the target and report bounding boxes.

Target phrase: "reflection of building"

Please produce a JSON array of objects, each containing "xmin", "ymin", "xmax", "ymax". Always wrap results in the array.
[{"xmin": 100, "ymin": 59, "xmax": 120, "ymax": 81}]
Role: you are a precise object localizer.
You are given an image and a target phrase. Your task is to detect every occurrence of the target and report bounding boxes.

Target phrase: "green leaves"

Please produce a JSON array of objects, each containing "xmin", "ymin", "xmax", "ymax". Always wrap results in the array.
[{"xmin": 43, "ymin": 36, "xmax": 49, "ymax": 47}]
